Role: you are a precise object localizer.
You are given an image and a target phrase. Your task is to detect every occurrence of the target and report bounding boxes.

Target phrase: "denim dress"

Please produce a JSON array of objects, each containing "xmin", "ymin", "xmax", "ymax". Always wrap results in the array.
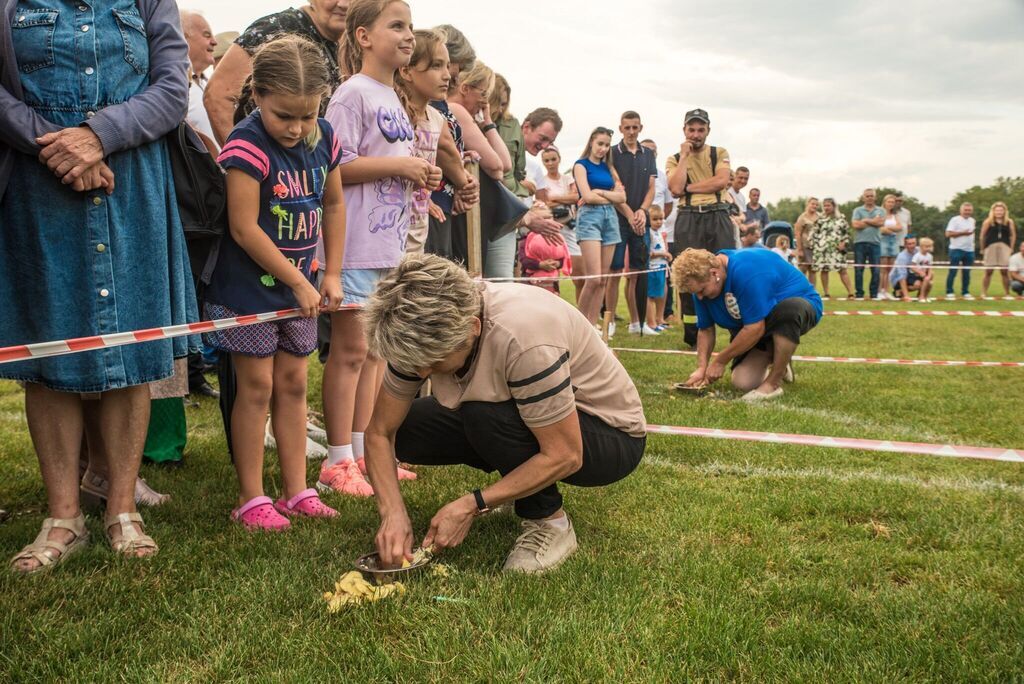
[{"xmin": 0, "ymin": 0, "xmax": 197, "ymax": 392}]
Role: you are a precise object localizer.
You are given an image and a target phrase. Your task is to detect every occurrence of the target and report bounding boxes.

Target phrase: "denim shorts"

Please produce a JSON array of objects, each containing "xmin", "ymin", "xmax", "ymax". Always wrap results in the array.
[
  {"xmin": 880, "ymin": 234, "xmax": 901, "ymax": 258},
  {"xmin": 204, "ymin": 303, "xmax": 316, "ymax": 358},
  {"xmin": 341, "ymin": 268, "xmax": 391, "ymax": 305},
  {"xmin": 575, "ymin": 205, "xmax": 621, "ymax": 246}
]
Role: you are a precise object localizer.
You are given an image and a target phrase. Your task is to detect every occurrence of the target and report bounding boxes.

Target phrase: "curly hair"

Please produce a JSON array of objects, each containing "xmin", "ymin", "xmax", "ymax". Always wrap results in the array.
[
  {"xmin": 671, "ymin": 249, "xmax": 719, "ymax": 293},
  {"xmin": 361, "ymin": 254, "xmax": 482, "ymax": 373}
]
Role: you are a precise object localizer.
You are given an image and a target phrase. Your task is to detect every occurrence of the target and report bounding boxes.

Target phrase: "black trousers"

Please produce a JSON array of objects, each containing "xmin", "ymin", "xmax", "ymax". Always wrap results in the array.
[
  {"xmin": 728, "ymin": 297, "xmax": 819, "ymax": 367},
  {"xmin": 395, "ymin": 398, "xmax": 645, "ymax": 519},
  {"xmin": 672, "ymin": 209, "xmax": 736, "ymax": 345}
]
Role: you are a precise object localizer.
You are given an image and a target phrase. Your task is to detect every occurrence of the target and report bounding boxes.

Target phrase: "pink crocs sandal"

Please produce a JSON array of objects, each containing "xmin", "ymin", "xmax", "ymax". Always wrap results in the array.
[
  {"xmin": 274, "ymin": 488, "xmax": 338, "ymax": 518},
  {"xmin": 231, "ymin": 496, "xmax": 291, "ymax": 532}
]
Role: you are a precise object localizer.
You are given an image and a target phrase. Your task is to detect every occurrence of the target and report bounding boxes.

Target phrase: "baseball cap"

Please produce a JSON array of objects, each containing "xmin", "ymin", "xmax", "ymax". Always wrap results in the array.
[
  {"xmin": 213, "ymin": 31, "xmax": 240, "ymax": 61},
  {"xmin": 685, "ymin": 108, "xmax": 710, "ymax": 125}
]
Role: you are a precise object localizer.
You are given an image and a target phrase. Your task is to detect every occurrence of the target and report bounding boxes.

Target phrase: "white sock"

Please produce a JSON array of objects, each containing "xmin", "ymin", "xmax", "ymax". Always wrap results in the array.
[
  {"xmin": 352, "ymin": 432, "xmax": 365, "ymax": 460},
  {"xmin": 546, "ymin": 514, "xmax": 570, "ymax": 530},
  {"xmin": 326, "ymin": 444, "xmax": 354, "ymax": 466}
]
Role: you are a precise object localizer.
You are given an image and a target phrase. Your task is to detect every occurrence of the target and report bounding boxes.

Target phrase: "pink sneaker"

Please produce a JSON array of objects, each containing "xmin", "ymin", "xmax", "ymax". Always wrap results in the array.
[
  {"xmin": 317, "ymin": 461, "xmax": 374, "ymax": 498},
  {"xmin": 355, "ymin": 457, "xmax": 417, "ymax": 481},
  {"xmin": 274, "ymin": 488, "xmax": 338, "ymax": 518},
  {"xmin": 232, "ymin": 496, "xmax": 291, "ymax": 532}
]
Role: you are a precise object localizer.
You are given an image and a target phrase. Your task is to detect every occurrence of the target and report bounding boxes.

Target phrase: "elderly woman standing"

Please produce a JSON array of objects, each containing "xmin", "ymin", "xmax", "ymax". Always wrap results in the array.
[
  {"xmin": 363, "ymin": 254, "xmax": 646, "ymax": 574},
  {"xmin": 674, "ymin": 248, "xmax": 822, "ymax": 401},
  {"xmin": 0, "ymin": 0, "xmax": 196, "ymax": 572}
]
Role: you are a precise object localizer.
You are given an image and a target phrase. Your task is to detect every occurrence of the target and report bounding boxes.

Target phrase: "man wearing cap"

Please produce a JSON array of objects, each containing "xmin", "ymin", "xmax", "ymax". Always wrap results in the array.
[{"xmin": 667, "ymin": 108, "xmax": 734, "ymax": 346}]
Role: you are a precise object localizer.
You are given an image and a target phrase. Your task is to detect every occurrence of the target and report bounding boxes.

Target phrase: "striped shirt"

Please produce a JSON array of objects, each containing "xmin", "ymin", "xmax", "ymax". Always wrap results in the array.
[{"xmin": 382, "ymin": 283, "xmax": 647, "ymax": 438}]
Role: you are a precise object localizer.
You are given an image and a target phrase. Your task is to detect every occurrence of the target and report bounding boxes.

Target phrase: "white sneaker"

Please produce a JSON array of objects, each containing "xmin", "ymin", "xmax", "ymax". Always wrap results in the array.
[
  {"xmin": 945, "ymin": 293, "xmax": 957, "ymax": 300},
  {"xmin": 872, "ymin": 295, "xmax": 885, "ymax": 301},
  {"xmin": 306, "ymin": 420, "xmax": 328, "ymax": 445},
  {"xmin": 962, "ymin": 294, "xmax": 975, "ymax": 300},
  {"xmin": 627, "ymin": 322, "xmax": 641, "ymax": 334},
  {"xmin": 502, "ymin": 516, "xmax": 578, "ymax": 574},
  {"xmin": 641, "ymin": 324, "xmax": 661, "ymax": 336},
  {"xmin": 265, "ymin": 417, "xmax": 328, "ymax": 460},
  {"xmin": 607, "ymin": 321, "xmax": 617, "ymax": 338}
]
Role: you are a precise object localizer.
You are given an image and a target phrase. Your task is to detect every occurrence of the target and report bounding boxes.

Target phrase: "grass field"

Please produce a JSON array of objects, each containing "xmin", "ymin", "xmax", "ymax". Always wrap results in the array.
[{"xmin": 1, "ymin": 275, "xmax": 1023, "ymax": 682}]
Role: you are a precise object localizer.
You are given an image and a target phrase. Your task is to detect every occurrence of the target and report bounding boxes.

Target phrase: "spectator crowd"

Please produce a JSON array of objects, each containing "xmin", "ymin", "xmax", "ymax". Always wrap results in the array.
[{"xmin": 1, "ymin": 0, "xmax": 1022, "ymax": 575}]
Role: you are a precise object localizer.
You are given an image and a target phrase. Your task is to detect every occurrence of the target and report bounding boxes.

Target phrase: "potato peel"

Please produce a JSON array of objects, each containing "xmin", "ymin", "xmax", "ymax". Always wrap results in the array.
[{"xmin": 324, "ymin": 571, "xmax": 406, "ymax": 612}]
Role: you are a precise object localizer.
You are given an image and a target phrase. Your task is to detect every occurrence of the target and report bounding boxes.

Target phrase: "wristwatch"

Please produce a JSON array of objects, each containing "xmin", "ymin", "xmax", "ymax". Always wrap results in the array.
[{"xmin": 471, "ymin": 489, "xmax": 491, "ymax": 516}]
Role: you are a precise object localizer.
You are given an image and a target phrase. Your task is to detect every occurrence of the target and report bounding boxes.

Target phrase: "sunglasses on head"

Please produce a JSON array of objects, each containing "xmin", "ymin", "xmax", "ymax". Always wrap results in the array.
[{"xmin": 596, "ymin": 127, "xmax": 613, "ymax": 135}]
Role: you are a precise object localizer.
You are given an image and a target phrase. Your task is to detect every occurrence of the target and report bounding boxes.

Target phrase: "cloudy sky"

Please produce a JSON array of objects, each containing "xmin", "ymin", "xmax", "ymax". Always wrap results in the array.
[{"xmin": 197, "ymin": 0, "xmax": 1024, "ymax": 207}]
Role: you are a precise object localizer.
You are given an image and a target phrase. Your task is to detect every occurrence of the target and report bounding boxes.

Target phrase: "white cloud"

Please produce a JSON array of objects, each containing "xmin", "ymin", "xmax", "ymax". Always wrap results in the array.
[{"xmin": 195, "ymin": 0, "xmax": 1024, "ymax": 207}]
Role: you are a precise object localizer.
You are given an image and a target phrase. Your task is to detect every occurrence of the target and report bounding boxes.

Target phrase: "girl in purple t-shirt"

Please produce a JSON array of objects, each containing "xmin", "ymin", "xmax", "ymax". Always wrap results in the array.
[
  {"xmin": 206, "ymin": 37, "xmax": 345, "ymax": 530},
  {"xmin": 319, "ymin": 0, "xmax": 441, "ymax": 496}
]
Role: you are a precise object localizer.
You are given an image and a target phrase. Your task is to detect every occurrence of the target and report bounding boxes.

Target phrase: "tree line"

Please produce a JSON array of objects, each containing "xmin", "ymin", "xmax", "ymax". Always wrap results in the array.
[{"xmin": 766, "ymin": 177, "xmax": 1024, "ymax": 257}]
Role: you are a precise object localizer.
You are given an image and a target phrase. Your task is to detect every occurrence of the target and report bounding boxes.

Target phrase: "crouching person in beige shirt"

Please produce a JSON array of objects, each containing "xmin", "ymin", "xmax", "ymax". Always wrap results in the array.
[{"xmin": 362, "ymin": 254, "xmax": 647, "ymax": 574}]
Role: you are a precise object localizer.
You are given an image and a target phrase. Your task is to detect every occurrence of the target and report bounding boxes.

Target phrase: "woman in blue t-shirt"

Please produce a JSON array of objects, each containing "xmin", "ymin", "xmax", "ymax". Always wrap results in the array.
[
  {"xmin": 672, "ymin": 248, "xmax": 823, "ymax": 402},
  {"xmin": 572, "ymin": 127, "xmax": 627, "ymax": 326}
]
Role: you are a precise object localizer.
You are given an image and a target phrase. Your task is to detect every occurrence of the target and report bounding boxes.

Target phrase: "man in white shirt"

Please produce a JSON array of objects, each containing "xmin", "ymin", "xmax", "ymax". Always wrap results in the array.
[
  {"xmin": 727, "ymin": 166, "xmax": 750, "ymax": 213},
  {"xmin": 1009, "ymin": 241, "xmax": 1024, "ymax": 296},
  {"xmin": 945, "ymin": 202, "xmax": 976, "ymax": 299},
  {"xmin": 180, "ymin": 10, "xmax": 219, "ymax": 151}
]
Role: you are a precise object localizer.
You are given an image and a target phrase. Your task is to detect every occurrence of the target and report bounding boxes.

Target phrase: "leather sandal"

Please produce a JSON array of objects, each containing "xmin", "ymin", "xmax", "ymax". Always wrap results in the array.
[
  {"xmin": 10, "ymin": 513, "xmax": 89, "ymax": 575},
  {"xmin": 105, "ymin": 512, "xmax": 158, "ymax": 558},
  {"xmin": 80, "ymin": 469, "xmax": 170, "ymax": 511}
]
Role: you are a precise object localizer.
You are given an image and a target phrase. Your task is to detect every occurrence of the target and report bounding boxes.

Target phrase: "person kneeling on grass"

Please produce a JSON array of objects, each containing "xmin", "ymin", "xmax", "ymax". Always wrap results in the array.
[
  {"xmin": 890, "ymin": 236, "xmax": 932, "ymax": 302},
  {"xmin": 674, "ymin": 247, "xmax": 823, "ymax": 401},
  {"xmin": 362, "ymin": 254, "xmax": 647, "ymax": 574}
]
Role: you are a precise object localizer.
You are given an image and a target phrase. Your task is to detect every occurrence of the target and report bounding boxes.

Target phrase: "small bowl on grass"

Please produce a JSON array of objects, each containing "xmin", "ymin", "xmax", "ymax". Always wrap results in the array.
[{"xmin": 354, "ymin": 549, "xmax": 432, "ymax": 583}]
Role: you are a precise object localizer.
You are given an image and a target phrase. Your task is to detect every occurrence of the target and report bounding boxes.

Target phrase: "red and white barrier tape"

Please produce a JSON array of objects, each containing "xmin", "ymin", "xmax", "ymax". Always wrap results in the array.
[
  {"xmin": 613, "ymin": 347, "xmax": 1024, "ymax": 368},
  {"xmin": 486, "ymin": 266, "xmax": 662, "ymax": 282},
  {"xmin": 647, "ymin": 424, "xmax": 1024, "ymax": 463},
  {"xmin": 798, "ymin": 262, "xmax": 1011, "ymax": 271},
  {"xmin": 0, "ymin": 305, "xmax": 362, "ymax": 366},
  {"xmin": 826, "ymin": 310, "xmax": 1023, "ymax": 317}
]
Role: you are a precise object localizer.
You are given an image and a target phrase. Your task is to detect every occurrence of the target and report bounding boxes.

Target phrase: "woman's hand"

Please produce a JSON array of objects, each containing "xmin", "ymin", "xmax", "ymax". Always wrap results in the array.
[
  {"xmin": 539, "ymin": 259, "xmax": 559, "ymax": 271},
  {"xmin": 376, "ymin": 511, "xmax": 415, "ymax": 569},
  {"xmin": 683, "ymin": 368, "xmax": 708, "ymax": 388},
  {"xmin": 478, "ymin": 100, "xmax": 493, "ymax": 127},
  {"xmin": 456, "ymin": 174, "xmax": 479, "ymax": 206},
  {"xmin": 705, "ymin": 359, "xmax": 727, "ymax": 384},
  {"xmin": 37, "ymin": 128, "xmax": 105, "ymax": 183},
  {"xmin": 422, "ymin": 494, "xmax": 477, "ymax": 552},
  {"xmin": 70, "ymin": 161, "xmax": 116, "ymax": 194},
  {"xmin": 428, "ymin": 200, "xmax": 446, "ymax": 222},
  {"xmin": 291, "ymin": 280, "xmax": 322, "ymax": 318},
  {"xmin": 319, "ymin": 274, "xmax": 343, "ymax": 313}
]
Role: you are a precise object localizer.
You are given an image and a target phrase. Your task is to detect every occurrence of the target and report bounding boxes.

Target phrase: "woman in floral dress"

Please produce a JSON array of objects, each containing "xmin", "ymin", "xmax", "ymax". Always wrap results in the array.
[{"xmin": 812, "ymin": 198, "xmax": 855, "ymax": 299}]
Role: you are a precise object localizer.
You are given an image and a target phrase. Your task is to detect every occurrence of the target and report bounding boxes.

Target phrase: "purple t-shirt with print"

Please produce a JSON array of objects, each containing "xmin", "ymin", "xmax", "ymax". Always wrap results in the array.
[
  {"xmin": 326, "ymin": 74, "xmax": 415, "ymax": 269},
  {"xmin": 205, "ymin": 111, "xmax": 341, "ymax": 315}
]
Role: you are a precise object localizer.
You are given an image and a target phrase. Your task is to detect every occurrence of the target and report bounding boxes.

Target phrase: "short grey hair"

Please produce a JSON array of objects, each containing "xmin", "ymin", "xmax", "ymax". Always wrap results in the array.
[
  {"xmin": 361, "ymin": 254, "xmax": 482, "ymax": 374},
  {"xmin": 434, "ymin": 24, "xmax": 476, "ymax": 71}
]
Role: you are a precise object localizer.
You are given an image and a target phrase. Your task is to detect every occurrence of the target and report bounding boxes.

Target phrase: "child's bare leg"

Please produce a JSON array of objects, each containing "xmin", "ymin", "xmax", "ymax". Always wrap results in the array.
[
  {"xmin": 322, "ymin": 310, "xmax": 368, "ymax": 449},
  {"xmin": 270, "ymin": 351, "xmax": 310, "ymax": 500},
  {"xmin": 231, "ymin": 354, "xmax": 275, "ymax": 504}
]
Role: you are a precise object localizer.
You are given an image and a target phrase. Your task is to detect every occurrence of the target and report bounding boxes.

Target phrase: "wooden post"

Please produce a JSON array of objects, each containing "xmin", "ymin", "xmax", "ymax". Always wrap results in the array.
[{"xmin": 465, "ymin": 161, "xmax": 482, "ymax": 276}]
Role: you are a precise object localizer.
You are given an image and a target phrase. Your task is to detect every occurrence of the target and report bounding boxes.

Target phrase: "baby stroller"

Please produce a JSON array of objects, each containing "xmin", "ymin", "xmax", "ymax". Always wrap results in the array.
[{"xmin": 762, "ymin": 221, "xmax": 794, "ymax": 249}]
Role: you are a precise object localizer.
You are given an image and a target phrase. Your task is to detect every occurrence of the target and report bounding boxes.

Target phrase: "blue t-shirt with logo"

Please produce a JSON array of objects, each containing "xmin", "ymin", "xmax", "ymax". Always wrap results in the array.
[
  {"xmin": 206, "ymin": 111, "xmax": 342, "ymax": 315},
  {"xmin": 574, "ymin": 157, "xmax": 615, "ymax": 197},
  {"xmin": 694, "ymin": 249, "xmax": 823, "ymax": 331}
]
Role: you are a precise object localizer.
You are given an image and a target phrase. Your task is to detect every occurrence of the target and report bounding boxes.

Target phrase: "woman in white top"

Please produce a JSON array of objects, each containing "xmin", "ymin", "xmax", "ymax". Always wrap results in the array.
[
  {"xmin": 535, "ymin": 146, "xmax": 581, "ymax": 301},
  {"xmin": 879, "ymin": 194, "xmax": 905, "ymax": 299}
]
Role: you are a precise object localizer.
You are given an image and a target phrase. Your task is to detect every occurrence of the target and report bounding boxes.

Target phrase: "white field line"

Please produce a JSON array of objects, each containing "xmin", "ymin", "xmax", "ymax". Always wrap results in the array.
[
  {"xmin": 760, "ymin": 404, "xmax": 951, "ymax": 444},
  {"xmin": 643, "ymin": 456, "xmax": 1024, "ymax": 496}
]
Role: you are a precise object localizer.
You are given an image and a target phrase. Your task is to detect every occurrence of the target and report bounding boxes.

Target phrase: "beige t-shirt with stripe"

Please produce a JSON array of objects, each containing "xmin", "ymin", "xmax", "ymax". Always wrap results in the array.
[{"xmin": 381, "ymin": 282, "xmax": 647, "ymax": 438}]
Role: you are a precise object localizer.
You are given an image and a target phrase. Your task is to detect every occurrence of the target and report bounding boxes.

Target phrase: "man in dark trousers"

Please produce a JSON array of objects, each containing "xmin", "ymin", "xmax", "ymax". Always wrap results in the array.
[
  {"xmin": 667, "ymin": 108, "xmax": 734, "ymax": 346},
  {"xmin": 606, "ymin": 111, "xmax": 658, "ymax": 336}
]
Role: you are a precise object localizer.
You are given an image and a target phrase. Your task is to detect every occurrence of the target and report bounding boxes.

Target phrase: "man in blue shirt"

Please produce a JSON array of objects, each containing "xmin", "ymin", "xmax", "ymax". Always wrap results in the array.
[
  {"xmin": 851, "ymin": 188, "xmax": 886, "ymax": 299},
  {"xmin": 890, "ymin": 236, "xmax": 931, "ymax": 300},
  {"xmin": 672, "ymin": 248, "xmax": 822, "ymax": 401}
]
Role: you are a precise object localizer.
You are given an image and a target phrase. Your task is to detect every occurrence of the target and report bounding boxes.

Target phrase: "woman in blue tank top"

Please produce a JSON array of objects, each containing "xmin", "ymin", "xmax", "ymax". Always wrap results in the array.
[{"xmin": 572, "ymin": 127, "xmax": 626, "ymax": 326}]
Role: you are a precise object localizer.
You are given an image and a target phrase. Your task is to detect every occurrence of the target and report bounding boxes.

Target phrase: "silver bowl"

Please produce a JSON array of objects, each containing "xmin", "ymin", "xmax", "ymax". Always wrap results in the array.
[{"xmin": 354, "ymin": 551, "xmax": 431, "ymax": 582}]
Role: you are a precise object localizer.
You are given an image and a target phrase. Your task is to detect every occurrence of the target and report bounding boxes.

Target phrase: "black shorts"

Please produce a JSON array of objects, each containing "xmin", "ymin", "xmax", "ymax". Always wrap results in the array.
[{"xmin": 727, "ymin": 297, "xmax": 819, "ymax": 368}]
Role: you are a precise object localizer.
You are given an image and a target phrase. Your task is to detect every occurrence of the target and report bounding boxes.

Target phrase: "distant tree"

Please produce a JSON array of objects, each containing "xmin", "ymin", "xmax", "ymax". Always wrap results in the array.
[
  {"xmin": 948, "ymin": 177, "xmax": 1024, "ymax": 227},
  {"xmin": 765, "ymin": 197, "xmax": 808, "ymax": 225}
]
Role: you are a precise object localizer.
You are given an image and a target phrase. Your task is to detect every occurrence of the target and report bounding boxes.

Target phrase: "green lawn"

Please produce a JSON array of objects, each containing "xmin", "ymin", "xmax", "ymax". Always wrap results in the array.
[{"xmin": 1, "ymin": 277, "xmax": 1022, "ymax": 682}]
